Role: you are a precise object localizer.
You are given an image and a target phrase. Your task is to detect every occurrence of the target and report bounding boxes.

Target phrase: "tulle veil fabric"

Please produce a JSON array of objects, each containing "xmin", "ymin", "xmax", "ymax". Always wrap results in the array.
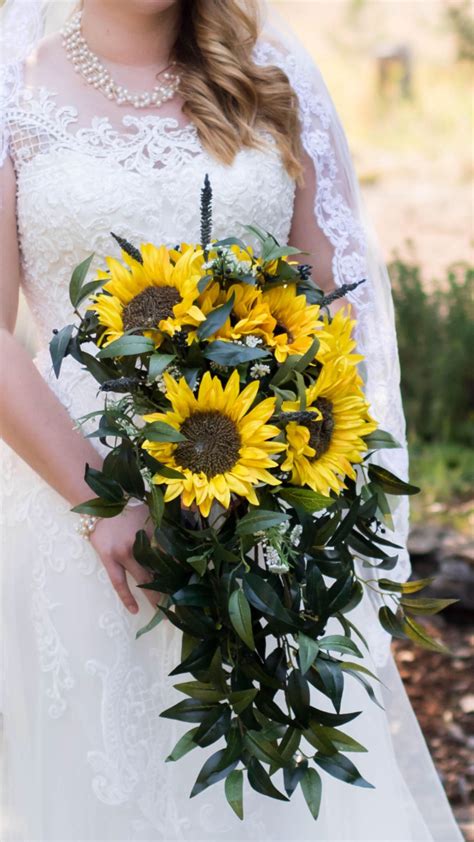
[{"xmin": 0, "ymin": 0, "xmax": 464, "ymax": 839}]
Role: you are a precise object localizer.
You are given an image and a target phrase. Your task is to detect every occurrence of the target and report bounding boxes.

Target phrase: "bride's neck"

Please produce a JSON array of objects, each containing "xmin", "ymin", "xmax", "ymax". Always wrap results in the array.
[{"xmin": 80, "ymin": 0, "xmax": 181, "ymax": 67}]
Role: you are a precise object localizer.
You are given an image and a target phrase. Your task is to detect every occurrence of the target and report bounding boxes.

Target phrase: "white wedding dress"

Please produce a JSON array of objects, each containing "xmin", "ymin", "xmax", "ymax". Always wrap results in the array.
[{"xmin": 0, "ymin": 14, "xmax": 464, "ymax": 842}]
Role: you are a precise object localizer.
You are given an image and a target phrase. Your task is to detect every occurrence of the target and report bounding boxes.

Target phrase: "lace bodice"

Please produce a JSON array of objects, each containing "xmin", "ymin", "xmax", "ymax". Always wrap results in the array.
[{"xmin": 6, "ymin": 85, "xmax": 296, "ymax": 349}]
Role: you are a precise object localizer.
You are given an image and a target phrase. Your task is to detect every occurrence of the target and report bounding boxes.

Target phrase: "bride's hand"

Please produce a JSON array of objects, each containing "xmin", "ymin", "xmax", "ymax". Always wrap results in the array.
[{"xmin": 90, "ymin": 503, "xmax": 160, "ymax": 614}]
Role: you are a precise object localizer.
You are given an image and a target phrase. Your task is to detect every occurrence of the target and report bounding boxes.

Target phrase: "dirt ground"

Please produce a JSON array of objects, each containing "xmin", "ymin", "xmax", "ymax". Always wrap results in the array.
[{"xmin": 393, "ymin": 620, "xmax": 474, "ymax": 841}]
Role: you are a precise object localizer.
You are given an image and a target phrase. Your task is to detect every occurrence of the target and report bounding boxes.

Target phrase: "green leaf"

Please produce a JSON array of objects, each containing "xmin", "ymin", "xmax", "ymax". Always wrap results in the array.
[
  {"xmin": 378, "ymin": 606, "xmax": 408, "ymax": 639},
  {"xmin": 148, "ymin": 352, "xmax": 176, "ymax": 381},
  {"xmin": 309, "ymin": 707, "xmax": 361, "ymax": 728},
  {"xmin": 243, "ymin": 574, "xmax": 299, "ymax": 630},
  {"xmin": 287, "ymin": 669, "xmax": 310, "ymax": 726},
  {"xmin": 69, "ymin": 253, "xmax": 95, "ymax": 308},
  {"xmin": 300, "ymin": 767, "xmax": 322, "ymax": 820},
  {"xmin": 135, "ymin": 602, "xmax": 170, "ymax": 639},
  {"xmin": 172, "ymin": 583, "xmax": 213, "ymax": 607},
  {"xmin": 378, "ymin": 577, "xmax": 435, "ymax": 594},
  {"xmin": 340, "ymin": 662, "xmax": 382, "ymax": 684},
  {"xmin": 313, "ymin": 753, "xmax": 374, "ymax": 788},
  {"xmin": 198, "ymin": 292, "xmax": 235, "ymax": 339},
  {"xmin": 190, "ymin": 748, "xmax": 238, "ymax": 798},
  {"xmin": 236, "ymin": 509, "xmax": 289, "ymax": 535},
  {"xmin": 174, "ymin": 681, "xmax": 226, "ymax": 703},
  {"xmin": 228, "ymin": 589, "xmax": 256, "ymax": 650},
  {"xmin": 70, "ymin": 497, "xmax": 125, "ymax": 517},
  {"xmin": 309, "ymin": 723, "xmax": 367, "ymax": 753},
  {"xmin": 147, "ymin": 484, "xmax": 164, "ymax": 528},
  {"xmin": 84, "ymin": 464, "xmax": 124, "ymax": 503},
  {"xmin": 279, "ymin": 726, "xmax": 301, "ymax": 763},
  {"xmin": 193, "ymin": 706, "xmax": 231, "ymax": 748},
  {"xmin": 97, "ymin": 334, "xmax": 156, "ymax": 358},
  {"xmin": 186, "ymin": 555, "xmax": 208, "ymax": 577},
  {"xmin": 263, "ymin": 244, "xmax": 302, "ymax": 262},
  {"xmin": 314, "ymin": 659, "xmax": 344, "ymax": 713},
  {"xmin": 368, "ymin": 464, "xmax": 420, "ymax": 496},
  {"xmin": 400, "ymin": 597, "xmax": 458, "ymax": 615},
  {"xmin": 229, "ymin": 688, "xmax": 258, "ymax": 714},
  {"xmin": 278, "ymin": 487, "xmax": 333, "ymax": 514},
  {"xmin": 270, "ymin": 336, "xmax": 320, "ymax": 386},
  {"xmin": 247, "ymin": 758, "xmax": 289, "ymax": 801},
  {"xmin": 244, "ymin": 731, "xmax": 285, "ymax": 767},
  {"xmin": 243, "ymin": 222, "xmax": 269, "ymax": 243},
  {"xmin": 363, "ymin": 429, "xmax": 401, "ymax": 450},
  {"xmin": 203, "ymin": 340, "xmax": 269, "ymax": 366},
  {"xmin": 298, "ymin": 633, "xmax": 320, "ymax": 676},
  {"xmin": 50, "ymin": 324, "xmax": 74, "ymax": 378},
  {"xmin": 225, "ymin": 769, "xmax": 244, "ymax": 820},
  {"xmin": 148, "ymin": 462, "xmax": 185, "ymax": 480},
  {"xmin": 165, "ymin": 726, "xmax": 199, "ymax": 762},
  {"xmin": 142, "ymin": 421, "xmax": 186, "ymax": 443},
  {"xmin": 403, "ymin": 615, "xmax": 450, "ymax": 654},
  {"xmin": 169, "ymin": 639, "xmax": 217, "ymax": 676},
  {"xmin": 318, "ymin": 635, "xmax": 363, "ymax": 658},
  {"xmin": 213, "ymin": 235, "xmax": 252, "ymax": 254},
  {"xmin": 159, "ymin": 698, "xmax": 218, "ymax": 723},
  {"xmin": 74, "ymin": 277, "xmax": 105, "ymax": 307},
  {"xmin": 305, "ymin": 564, "xmax": 328, "ymax": 614}
]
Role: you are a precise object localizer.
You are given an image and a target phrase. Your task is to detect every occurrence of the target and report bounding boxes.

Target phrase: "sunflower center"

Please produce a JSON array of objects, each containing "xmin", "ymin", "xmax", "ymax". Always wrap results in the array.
[
  {"xmin": 174, "ymin": 410, "xmax": 241, "ymax": 478},
  {"xmin": 274, "ymin": 319, "xmax": 294, "ymax": 343},
  {"xmin": 306, "ymin": 398, "xmax": 335, "ymax": 459},
  {"xmin": 122, "ymin": 286, "xmax": 181, "ymax": 331}
]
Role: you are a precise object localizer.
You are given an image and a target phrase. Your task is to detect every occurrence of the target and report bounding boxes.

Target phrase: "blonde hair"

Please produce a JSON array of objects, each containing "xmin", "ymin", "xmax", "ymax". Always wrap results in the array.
[{"xmin": 175, "ymin": 0, "xmax": 304, "ymax": 184}]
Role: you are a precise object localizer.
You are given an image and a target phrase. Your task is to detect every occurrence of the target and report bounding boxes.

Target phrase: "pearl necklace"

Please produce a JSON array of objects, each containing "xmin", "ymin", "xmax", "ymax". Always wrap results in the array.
[{"xmin": 61, "ymin": 11, "xmax": 181, "ymax": 109}]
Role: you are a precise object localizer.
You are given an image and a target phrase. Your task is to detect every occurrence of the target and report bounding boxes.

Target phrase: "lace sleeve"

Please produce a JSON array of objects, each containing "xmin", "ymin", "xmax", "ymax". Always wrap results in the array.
[
  {"xmin": 254, "ymin": 33, "xmax": 411, "ymax": 666},
  {"xmin": 0, "ymin": 0, "xmax": 43, "ymax": 169}
]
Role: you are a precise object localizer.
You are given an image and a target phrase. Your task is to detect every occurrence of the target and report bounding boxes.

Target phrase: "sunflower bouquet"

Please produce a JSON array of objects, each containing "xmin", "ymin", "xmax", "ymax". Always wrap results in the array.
[{"xmin": 51, "ymin": 176, "xmax": 453, "ymax": 821}]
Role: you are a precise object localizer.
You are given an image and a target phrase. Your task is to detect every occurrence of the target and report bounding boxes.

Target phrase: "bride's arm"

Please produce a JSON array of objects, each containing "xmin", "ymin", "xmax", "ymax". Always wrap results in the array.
[
  {"xmin": 288, "ymin": 149, "xmax": 352, "ymax": 317},
  {"xmin": 288, "ymin": 149, "xmax": 335, "ymax": 293},
  {"xmin": 0, "ymin": 156, "xmax": 155, "ymax": 614}
]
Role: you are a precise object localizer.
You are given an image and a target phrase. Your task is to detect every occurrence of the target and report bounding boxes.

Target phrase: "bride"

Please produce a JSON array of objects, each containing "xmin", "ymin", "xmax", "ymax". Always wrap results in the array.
[{"xmin": 0, "ymin": 0, "xmax": 463, "ymax": 840}]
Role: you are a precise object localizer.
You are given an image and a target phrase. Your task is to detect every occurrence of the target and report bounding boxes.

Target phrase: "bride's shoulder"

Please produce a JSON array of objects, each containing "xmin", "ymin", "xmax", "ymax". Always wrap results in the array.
[
  {"xmin": 22, "ymin": 31, "xmax": 71, "ymax": 91},
  {"xmin": 253, "ymin": 27, "xmax": 313, "ymax": 80}
]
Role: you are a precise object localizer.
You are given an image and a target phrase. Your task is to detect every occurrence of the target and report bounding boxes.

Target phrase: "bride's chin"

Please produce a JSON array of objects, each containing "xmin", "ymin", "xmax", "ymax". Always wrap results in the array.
[{"xmin": 120, "ymin": 0, "xmax": 181, "ymax": 13}]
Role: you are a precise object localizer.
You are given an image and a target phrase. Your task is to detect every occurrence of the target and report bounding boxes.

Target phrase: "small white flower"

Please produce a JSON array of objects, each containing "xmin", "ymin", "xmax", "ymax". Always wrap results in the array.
[
  {"xmin": 278, "ymin": 521, "xmax": 290, "ymax": 535},
  {"xmin": 265, "ymin": 546, "xmax": 280, "ymax": 564},
  {"xmin": 245, "ymin": 335, "xmax": 263, "ymax": 348},
  {"xmin": 250, "ymin": 362, "xmax": 271, "ymax": 379},
  {"xmin": 290, "ymin": 525, "xmax": 303, "ymax": 547}
]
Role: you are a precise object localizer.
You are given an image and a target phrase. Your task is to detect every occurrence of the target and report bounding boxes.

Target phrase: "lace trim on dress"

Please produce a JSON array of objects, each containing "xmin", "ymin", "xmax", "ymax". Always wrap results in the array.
[{"xmin": 5, "ymin": 86, "xmax": 204, "ymax": 178}]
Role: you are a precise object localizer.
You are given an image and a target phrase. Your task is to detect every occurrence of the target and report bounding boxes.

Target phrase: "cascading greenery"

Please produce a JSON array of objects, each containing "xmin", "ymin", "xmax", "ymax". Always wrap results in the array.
[{"xmin": 50, "ymin": 177, "xmax": 455, "ymax": 821}]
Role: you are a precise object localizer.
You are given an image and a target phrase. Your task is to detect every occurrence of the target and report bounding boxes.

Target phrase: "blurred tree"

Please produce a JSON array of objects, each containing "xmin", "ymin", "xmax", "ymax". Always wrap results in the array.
[
  {"xmin": 390, "ymin": 254, "xmax": 474, "ymax": 446},
  {"xmin": 446, "ymin": 1, "xmax": 474, "ymax": 62}
]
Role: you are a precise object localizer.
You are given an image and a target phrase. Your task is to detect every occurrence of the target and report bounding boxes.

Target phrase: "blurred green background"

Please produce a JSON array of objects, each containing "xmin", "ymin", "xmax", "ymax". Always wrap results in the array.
[{"xmin": 273, "ymin": 0, "xmax": 474, "ymax": 537}]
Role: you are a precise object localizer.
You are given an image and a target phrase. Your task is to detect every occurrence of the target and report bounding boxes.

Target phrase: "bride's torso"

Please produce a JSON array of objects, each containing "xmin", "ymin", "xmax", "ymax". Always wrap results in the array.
[{"xmin": 4, "ymin": 38, "xmax": 296, "ymax": 442}]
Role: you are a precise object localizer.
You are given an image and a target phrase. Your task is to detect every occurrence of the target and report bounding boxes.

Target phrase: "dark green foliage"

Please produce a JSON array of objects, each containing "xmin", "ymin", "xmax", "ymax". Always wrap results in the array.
[{"xmin": 390, "ymin": 257, "xmax": 474, "ymax": 446}]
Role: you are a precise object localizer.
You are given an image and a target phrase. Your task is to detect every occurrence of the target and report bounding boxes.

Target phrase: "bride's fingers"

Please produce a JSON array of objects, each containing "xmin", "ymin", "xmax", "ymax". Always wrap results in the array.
[
  {"xmin": 106, "ymin": 559, "xmax": 139, "ymax": 614},
  {"xmin": 123, "ymin": 557, "xmax": 162, "ymax": 609}
]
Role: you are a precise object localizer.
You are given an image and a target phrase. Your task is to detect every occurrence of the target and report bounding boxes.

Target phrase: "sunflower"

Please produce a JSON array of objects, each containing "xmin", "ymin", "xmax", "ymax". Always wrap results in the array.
[
  {"xmin": 87, "ymin": 243, "xmax": 205, "ymax": 348},
  {"xmin": 141, "ymin": 370, "xmax": 284, "ymax": 516},
  {"xmin": 281, "ymin": 360, "xmax": 377, "ymax": 495},
  {"xmin": 205, "ymin": 283, "xmax": 276, "ymax": 342},
  {"xmin": 261, "ymin": 284, "xmax": 323, "ymax": 363},
  {"xmin": 316, "ymin": 307, "xmax": 364, "ymax": 371}
]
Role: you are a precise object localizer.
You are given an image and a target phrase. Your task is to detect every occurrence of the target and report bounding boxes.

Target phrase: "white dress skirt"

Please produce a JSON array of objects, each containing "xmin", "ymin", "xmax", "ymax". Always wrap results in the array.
[{"xmin": 0, "ymin": 69, "xmax": 464, "ymax": 841}]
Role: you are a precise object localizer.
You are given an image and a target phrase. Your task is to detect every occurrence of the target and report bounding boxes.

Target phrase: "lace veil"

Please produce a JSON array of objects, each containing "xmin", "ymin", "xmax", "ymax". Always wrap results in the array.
[{"xmin": 0, "ymin": 0, "xmax": 410, "ymax": 665}]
